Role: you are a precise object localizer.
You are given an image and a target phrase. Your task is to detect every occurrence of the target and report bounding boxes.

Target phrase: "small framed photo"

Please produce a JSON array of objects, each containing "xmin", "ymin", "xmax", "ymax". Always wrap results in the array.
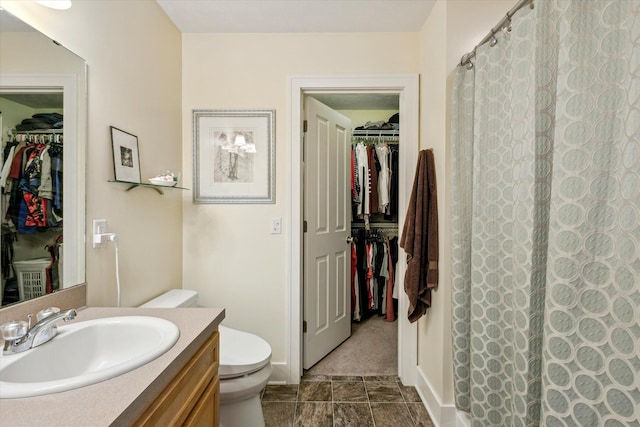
[
  {"xmin": 193, "ymin": 109, "xmax": 275, "ymax": 203},
  {"xmin": 110, "ymin": 126, "xmax": 141, "ymax": 184}
]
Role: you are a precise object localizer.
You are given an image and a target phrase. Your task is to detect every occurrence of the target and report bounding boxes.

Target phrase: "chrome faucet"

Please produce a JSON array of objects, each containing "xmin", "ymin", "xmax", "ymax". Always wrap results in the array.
[{"xmin": 1, "ymin": 307, "xmax": 77, "ymax": 355}]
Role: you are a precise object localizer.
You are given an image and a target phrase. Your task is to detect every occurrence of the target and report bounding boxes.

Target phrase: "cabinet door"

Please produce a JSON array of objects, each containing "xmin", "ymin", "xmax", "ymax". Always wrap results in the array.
[
  {"xmin": 133, "ymin": 331, "xmax": 219, "ymax": 426},
  {"xmin": 183, "ymin": 376, "xmax": 219, "ymax": 427}
]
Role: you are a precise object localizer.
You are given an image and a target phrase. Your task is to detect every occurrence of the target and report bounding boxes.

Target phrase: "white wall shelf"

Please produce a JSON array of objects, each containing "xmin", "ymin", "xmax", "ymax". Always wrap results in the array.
[{"xmin": 108, "ymin": 180, "xmax": 188, "ymax": 195}]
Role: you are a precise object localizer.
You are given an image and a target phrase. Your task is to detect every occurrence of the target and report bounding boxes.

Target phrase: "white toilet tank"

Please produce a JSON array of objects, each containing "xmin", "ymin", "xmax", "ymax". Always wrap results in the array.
[{"xmin": 139, "ymin": 289, "xmax": 198, "ymax": 308}]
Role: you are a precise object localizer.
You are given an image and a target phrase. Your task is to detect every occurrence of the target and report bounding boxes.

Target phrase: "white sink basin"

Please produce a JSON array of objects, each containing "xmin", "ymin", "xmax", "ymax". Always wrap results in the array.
[{"xmin": 0, "ymin": 316, "xmax": 179, "ymax": 398}]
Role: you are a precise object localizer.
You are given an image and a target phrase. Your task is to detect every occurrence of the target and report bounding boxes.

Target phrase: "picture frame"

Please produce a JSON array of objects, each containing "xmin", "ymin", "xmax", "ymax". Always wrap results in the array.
[
  {"xmin": 193, "ymin": 109, "xmax": 275, "ymax": 203},
  {"xmin": 110, "ymin": 126, "xmax": 141, "ymax": 184}
]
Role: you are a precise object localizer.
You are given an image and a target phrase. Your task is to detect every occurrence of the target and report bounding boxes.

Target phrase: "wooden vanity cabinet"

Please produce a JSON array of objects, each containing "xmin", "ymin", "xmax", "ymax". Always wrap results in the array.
[{"xmin": 133, "ymin": 330, "xmax": 220, "ymax": 426}]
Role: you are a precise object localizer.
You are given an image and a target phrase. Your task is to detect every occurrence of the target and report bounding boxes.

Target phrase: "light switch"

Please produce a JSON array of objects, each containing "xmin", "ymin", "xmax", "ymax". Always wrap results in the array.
[{"xmin": 271, "ymin": 217, "xmax": 281, "ymax": 234}]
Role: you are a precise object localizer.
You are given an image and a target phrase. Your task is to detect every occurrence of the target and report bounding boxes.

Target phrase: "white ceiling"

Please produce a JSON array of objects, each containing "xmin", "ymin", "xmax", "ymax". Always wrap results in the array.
[{"xmin": 156, "ymin": 0, "xmax": 436, "ymax": 33}]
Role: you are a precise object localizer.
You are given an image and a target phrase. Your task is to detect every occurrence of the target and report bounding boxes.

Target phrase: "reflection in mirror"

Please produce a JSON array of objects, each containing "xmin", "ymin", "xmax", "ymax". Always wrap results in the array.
[{"xmin": 0, "ymin": 10, "xmax": 86, "ymax": 307}]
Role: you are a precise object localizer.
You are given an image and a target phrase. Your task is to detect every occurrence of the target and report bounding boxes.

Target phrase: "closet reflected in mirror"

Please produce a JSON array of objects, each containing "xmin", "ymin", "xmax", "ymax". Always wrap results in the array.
[{"xmin": 0, "ymin": 9, "xmax": 87, "ymax": 307}]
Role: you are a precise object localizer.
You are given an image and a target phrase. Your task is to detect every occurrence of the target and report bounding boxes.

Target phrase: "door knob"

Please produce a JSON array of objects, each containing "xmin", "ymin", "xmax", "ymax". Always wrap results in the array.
[{"xmin": 346, "ymin": 236, "xmax": 354, "ymax": 244}]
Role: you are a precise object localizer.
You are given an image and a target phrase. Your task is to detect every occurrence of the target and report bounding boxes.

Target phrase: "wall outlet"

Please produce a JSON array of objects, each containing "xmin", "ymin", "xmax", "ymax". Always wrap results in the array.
[
  {"xmin": 93, "ymin": 219, "xmax": 107, "ymax": 248},
  {"xmin": 271, "ymin": 217, "xmax": 282, "ymax": 234}
]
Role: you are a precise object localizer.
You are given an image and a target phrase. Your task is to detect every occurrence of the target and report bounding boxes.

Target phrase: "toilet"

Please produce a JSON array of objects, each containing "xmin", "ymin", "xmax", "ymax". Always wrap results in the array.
[{"xmin": 140, "ymin": 289, "xmax": 273, "ymax": 427}]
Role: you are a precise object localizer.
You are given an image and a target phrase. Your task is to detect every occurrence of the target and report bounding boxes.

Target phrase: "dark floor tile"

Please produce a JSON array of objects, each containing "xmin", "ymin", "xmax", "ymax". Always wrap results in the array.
[
  {"xmin": 332, "ymin": 375, "xmax": 363, "ymax": 382},
  {"xmin": 294, "ymin": 402, "xmax": 333, "ymax": 426},
  {"xmin": 302, "ymin": 373, "xmax": 332, "ymax": 382},
  {"xmin": 262, "ymin": 384, "xmax": 299, "ymax": 401},
  {"xmin": 363, "ymin": 375, "xmax": 399, "ymax": 382},
  {"xmin": 370, "ymin": 402, "xmax": 415, "ymax": 426},
  {"xmin": 399, "ymin": 384, "xmax": 422, "ymax": 402},
  {"xmin": 333, "ymin": 402, "xmax": 375, "ymax": 427},
  {"xmin": 365, "ymin": 381, "xmax": 404, "ymax": 402},
  {"xmin": 332, "ymin": 381, "xmax": 367, "ymax": 402},
  {"xmin": 298, "ymin": 381, "xmax": 332, "ymax": 401},
  {"xmin": 262, "ymin": 401, "xmax": 296, "ymax": 427},
  {"xmin": 407, "ymin": 402, "xmax": 435, "ymax": 426}
]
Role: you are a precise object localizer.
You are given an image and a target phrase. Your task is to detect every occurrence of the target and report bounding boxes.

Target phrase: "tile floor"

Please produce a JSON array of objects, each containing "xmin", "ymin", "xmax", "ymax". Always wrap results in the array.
[{"xmin": 261, "ymin": 374, "xmax": 434, "ymax": 426}]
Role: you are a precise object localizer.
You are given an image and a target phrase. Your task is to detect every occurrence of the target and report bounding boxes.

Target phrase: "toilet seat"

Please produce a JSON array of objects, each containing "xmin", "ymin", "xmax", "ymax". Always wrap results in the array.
[{"xmin": 219, "ymin": 325, "xmax": 271, "ymax": 379}]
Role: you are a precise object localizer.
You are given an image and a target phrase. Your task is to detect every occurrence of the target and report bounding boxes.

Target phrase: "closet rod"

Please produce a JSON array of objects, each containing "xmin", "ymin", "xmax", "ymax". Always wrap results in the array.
[
  {"xmin": 459, "ymin": 0, "xmax": 534, "ymax": 68},
  {"xmin": 351, "ymin": 226, "xmax": 399, "ymax": 238},
  {"xmin": 352, "ymin": 137, "xmax": 399, "ymax": 145}
]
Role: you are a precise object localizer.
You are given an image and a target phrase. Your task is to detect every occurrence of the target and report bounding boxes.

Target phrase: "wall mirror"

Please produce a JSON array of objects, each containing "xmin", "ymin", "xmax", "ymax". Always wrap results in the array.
[{"xmin": 0, "ymin": 9, "xmax": 87, "ymax": 307}]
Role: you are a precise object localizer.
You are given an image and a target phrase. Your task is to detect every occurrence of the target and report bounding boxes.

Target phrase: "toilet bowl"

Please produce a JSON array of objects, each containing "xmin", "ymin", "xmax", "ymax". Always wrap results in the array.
[{"xmin": 140, "ymin": 289, "xmax": 272, "ymax": 427}]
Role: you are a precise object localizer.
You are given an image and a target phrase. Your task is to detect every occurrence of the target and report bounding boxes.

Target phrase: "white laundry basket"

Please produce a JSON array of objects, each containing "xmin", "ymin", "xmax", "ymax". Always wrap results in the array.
[{"xmin": 13, "ymin": 258, "xmax": 50, "ymax": 301}]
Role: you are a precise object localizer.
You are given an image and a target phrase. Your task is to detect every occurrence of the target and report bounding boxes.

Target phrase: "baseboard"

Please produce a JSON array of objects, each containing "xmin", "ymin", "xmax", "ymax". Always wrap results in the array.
[
  {"xmin": 267, "ymin": 362, "xmax": 290, "ymax": 384},
  {"xmin": 456, "ymin": 410, "xmax": 471, "ymax": 427},
  {"xmin": 414, "ymin": 366, "xmax": 458, "ymax": 427}
]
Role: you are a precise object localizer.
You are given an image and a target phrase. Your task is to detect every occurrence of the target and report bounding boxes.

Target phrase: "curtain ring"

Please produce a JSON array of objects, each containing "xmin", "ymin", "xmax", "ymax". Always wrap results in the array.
[
  {"xmin": 460, "ymin": 50, "xmax": 476, "ymax": 69},
  {"xmin": 502, "ymin": 23, "xmax": 512, "ymax": 34},
  {"xmin": 490, "ymin": 35, "xmax": 498, "ymax": 47},
  {"xmin": 465, "ymin": 60, "xmax": 474, "ymax": 70},
  {"xmin": 502, "ymin": 13, "xmax": 512, "ymax": 34}
]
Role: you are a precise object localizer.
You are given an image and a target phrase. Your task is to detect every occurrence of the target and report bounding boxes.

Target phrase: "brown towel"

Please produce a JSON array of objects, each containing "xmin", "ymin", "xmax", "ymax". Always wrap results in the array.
[{"xmin": 399, "ymin": 149, "xmax": 438, "ymax": 323}]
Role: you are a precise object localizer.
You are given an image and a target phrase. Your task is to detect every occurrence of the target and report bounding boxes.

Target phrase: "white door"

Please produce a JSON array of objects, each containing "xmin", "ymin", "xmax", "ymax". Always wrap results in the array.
[{"xmin": 303, "ymin": 97, "xmax": 352, "ymax": 369}]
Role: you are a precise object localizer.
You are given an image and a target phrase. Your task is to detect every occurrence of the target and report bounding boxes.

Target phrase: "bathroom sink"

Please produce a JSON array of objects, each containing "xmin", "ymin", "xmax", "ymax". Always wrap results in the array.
[{"xmin": 0, "ymin": 316, "xmax": 180, "ymax": 398}]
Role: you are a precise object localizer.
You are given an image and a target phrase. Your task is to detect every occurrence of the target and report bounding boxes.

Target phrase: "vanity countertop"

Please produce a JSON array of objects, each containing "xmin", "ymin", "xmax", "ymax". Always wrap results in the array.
[{"xmin": 0, "ymin": 306, "xmax": 225, "ymax": 426}]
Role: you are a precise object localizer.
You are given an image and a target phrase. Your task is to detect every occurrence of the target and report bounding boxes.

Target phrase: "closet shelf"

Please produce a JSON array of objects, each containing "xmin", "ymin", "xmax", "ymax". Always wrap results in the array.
[
  {"xmin": 9, "ymin": 128, "xmax": 63, "ymax": 134},
  {"xmin": 352, "ymin": 129, "xmax": 399, "ymax": 137},
  {"xmin": 108, "ymin": 180, "xmax": 189, "ymax": 195},
  {"xmin": 352, "ymin": 222, "xmax": 398, "ymax": 229}
]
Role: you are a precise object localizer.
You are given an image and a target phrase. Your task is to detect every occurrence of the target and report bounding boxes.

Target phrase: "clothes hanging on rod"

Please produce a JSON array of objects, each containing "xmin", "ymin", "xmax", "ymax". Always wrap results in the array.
[
  {"xmin": 44, "ymin": 234, "xmax": 63, "ymax": 293},
  {"xmin": 351, "ymin": 141, "xmax": 399, "ymax": 220},
  {"xmin": 351, "ymin": 227, "xmax": 398, "ymax": 323},
  {"xmin": 2, "ymin": 130, "xmax": 64, "ymax": 234},
  {"xmin": 350, "ymin": 118, "xmax": 400, "ymax": 323},
  {"xmin": 1, "ymin": 224, "xmax": 17, "ymax": 280}
]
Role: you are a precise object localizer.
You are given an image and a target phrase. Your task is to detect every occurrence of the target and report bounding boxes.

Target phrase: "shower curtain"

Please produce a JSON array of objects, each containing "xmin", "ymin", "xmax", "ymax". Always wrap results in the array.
[{"xmin": 451, "ymin": 1, "xmax": 640, "ymax": 426}]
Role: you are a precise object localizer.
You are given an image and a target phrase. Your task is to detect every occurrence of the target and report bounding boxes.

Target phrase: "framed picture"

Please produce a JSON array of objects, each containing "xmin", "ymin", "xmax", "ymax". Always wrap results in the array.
[
  {"xmin": 193, "ymin": 109, "xmax": 275, "ymax": 203},
  {"xmin": 110, "ymin": 126, "xmax": 141, "ymax": 183}
]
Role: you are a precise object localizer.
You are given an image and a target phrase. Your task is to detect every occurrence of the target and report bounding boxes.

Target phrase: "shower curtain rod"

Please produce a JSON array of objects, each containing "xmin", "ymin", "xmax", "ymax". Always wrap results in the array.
[{"xmin": 459, "ymin": 0, "xmax": 534, "ymax": 68}]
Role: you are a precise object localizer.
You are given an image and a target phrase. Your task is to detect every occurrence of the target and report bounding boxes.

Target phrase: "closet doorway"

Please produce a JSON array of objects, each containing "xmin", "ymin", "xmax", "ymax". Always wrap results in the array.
[
  {"xmin": 288, "ymin": 75, "xmax": 419, "ymax": 385},
  {"xmin": 303, "ymin": 93, "xmax": 400, "ymax": 376}
]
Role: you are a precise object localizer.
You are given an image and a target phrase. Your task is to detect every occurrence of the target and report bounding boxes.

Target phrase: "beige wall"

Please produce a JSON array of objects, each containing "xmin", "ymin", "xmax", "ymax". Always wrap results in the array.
[
  {"xmin": 0, "ymin": 97, "xmax": 39, "ymax": 143},
  {"xmin": 418, "ymin": 0, "xmax": 451, "ymax": 405},
  {"xmin": 181, "ymin": 32, "xmax": 418, "ymax": 369},
  {"xmin": 2, "ymin": 0, "xmax": 183, "ymax": 307}
]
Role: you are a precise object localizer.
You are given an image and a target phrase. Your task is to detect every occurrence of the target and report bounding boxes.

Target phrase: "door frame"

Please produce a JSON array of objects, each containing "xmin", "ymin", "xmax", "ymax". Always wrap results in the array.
[{"xmin": 288, "ymin": 74, "xmax": 419, "ymax": 385}]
